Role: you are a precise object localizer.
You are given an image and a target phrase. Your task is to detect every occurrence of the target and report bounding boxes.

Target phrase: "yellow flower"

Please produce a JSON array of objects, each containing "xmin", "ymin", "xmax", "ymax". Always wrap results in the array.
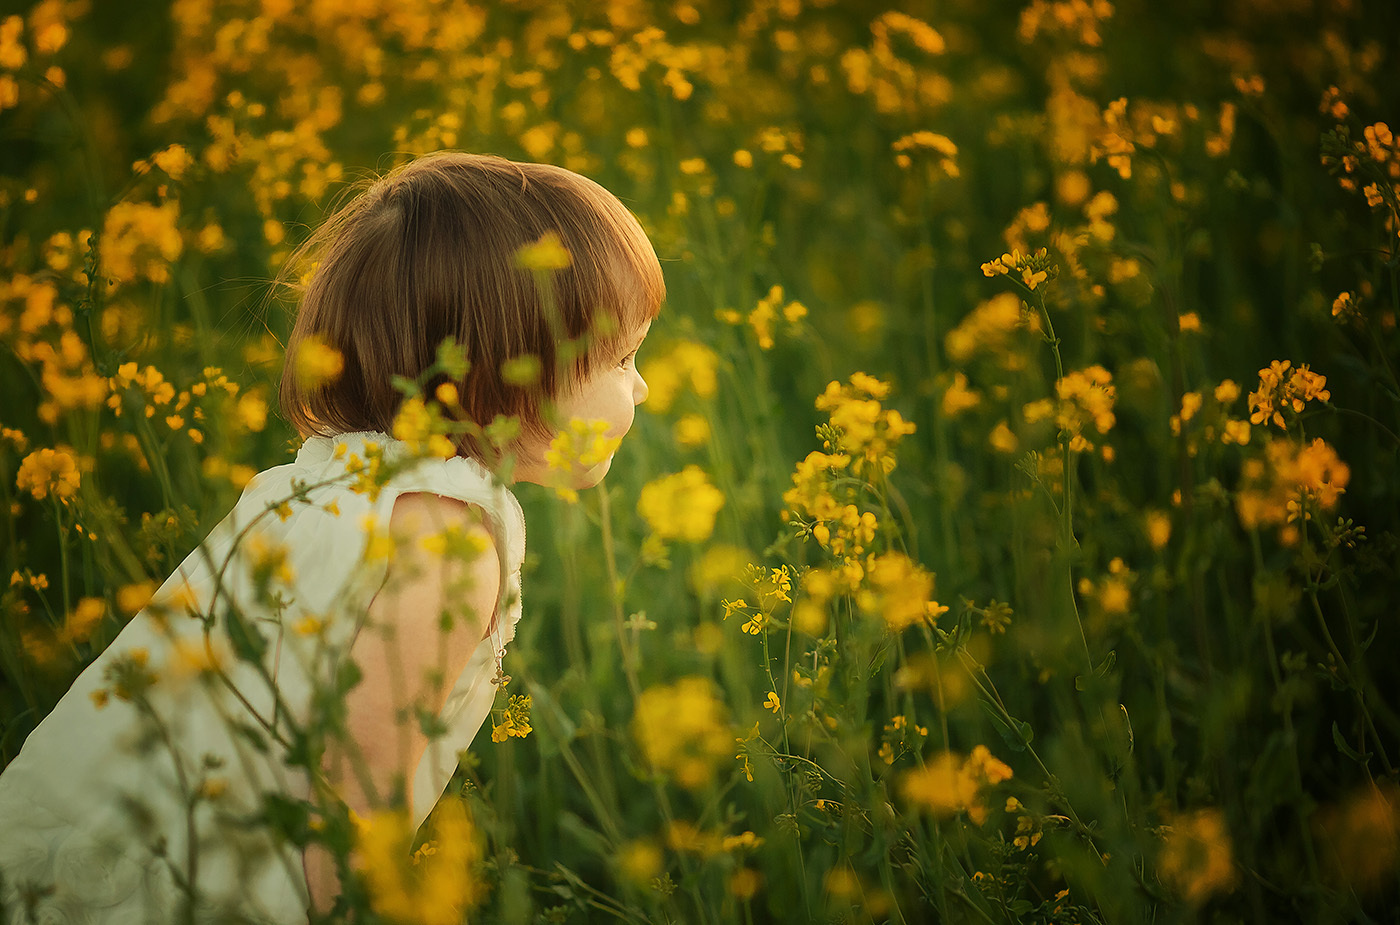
[
  {"xmin": 152, "ymin": 144, "xmax": 193, "ymax": 180},
  {"xmin": 617, "ymin": 840, "xmax": 663, "ymax": 883},
  {"xmin": 941, "ymin": 372, "xmax": 981, "ymax": 417},
  {"xmin": 637, "ymin": 466, "xmax": 725, "ymax": 542},
  {"xmin": 1158, "ymin": 808, "xmax": 1235, "ymax": 905},
  {"xmin": 16, "ymin": 447, "xmax": 80, "ymax": 500},
  {"xmin": 514, "ymin": 230, "xmax": 571, "ymax": 271},
  {"xmin": 236, "ymin": 393, "xmax": 268, "ymax": 432},
  {"xmin": 858, "ymin": 552, "xmax": 938, "ymax": 632},
  {"xmin": 354, "ymin": 799, "xmax": 483, "ymax": 925},
  {"xmin": 1248, "ymin": 361, "xmax": 1331, "ymax": 429},
  {"xmin": 295, "ymin": 336, "xmax": 344, "ymax": 389},
  {"xmin": 900, "ymin": 746, "xmax": 1013, "ymax": 825},
  {"xmin": 117, "ymin": 581, "xmax": 156, "ymax": 615},
  {"xmin": 633, "ymin": 677, "xmax": 732, "ymax": 789},
  {"xmin": 491, "ymin": 693, "xmax": 533, "ymax": 741},
  {"xmin": 763, "ymin": 691, "xmax": 781, "ymax": 713},
  {"xmin": 673, "ymin": 413, "xmax": 711, "ymax": 447},
  {"xmin": 0, "ymin": 16, "xmax": 28, "ymax": 69},
  {"xmin": 1144, "ymin": 511, "xmax": 1172, "ymax": 550},
  {"xmin": 62, "ymin": 597, "xmax": 106, "ymax": 644},
  {"xmin": 640, "ymin": 340, "xmax": 718, "ymax": 413},
  {"xmin": 892, "ymin": 131, "xmax": 959, "ymax": 176},
  {"xmin": 988, "ymin": 420, "xmax": 1019, "ymax": 454},
  {"xmin": 392, "ymin": 396, "xmax": 455, "ymax": 458},
  {"xmin": 100, "ymin": 201, "xmax": 183, "ymax": 285}
]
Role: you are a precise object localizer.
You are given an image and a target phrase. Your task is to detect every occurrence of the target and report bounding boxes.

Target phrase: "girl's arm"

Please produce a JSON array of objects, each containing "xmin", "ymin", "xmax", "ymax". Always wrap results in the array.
[{"xmin": 305, "ymin": 491, "xmax": 500, "ymax": 915}]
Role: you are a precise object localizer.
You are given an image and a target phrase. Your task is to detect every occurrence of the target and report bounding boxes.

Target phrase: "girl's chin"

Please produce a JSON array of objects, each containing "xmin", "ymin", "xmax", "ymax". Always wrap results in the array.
[{"xmin": 576, "ymin": 455, "xmax": 614, "ymax": 486}]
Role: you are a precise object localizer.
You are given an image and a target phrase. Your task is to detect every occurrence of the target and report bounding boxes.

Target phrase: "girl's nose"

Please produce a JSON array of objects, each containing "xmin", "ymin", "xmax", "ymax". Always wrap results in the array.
[{"xmin": 632, "ymin": 367, "xmax": 649, "ymax": 405}]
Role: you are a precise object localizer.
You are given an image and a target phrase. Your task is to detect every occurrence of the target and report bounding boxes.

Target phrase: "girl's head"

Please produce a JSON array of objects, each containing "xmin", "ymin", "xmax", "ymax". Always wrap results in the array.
[{"xmin": 279, "ymin": 152, "xmax": 663, "ymax": 476}]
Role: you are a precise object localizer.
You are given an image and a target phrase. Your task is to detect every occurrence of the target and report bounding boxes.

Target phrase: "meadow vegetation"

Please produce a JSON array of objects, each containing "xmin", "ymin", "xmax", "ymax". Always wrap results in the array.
[{"xmin": 1, "ymin": 0, "xmax": 1399, "ymax": 922}]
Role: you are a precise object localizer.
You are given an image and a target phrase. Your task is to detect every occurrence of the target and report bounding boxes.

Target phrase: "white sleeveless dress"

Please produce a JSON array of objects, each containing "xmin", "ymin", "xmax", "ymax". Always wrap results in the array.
[{"xmin": 0, "ymin": 432, "xmax": 525, "ymax": 924}]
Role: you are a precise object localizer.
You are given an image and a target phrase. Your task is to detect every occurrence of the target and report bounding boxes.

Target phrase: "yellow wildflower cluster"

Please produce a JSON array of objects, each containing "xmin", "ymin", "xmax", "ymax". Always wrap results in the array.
[
  {"xmin": 490, "ymin": 693, "xmax": 532, "ymax": 742},
  {"xmin": 15, "ymin": 447, "xmax": 80, "ymax": 501},
  {"xmin": 722, "ymin": 565, "xmax": 793, "ymax": 635},
  {"xmin": 1076, "ymin": 557, "xmax": 1134, "ymax": 621},
  {"xmin": 1314, "ymin": 783, "xmax": 1400, "ymax": 894},
  {"xmin": 294, "ymin": 336, "xmax": 345, "ymax": 389},
  {"xmin": 391, "ymin": 396, "xmax": 456, "ymax": 459},
  {"xmin": 1157, "ymin": 808, "xmax": 1235, "ymax": 906},
  {"xmin": 1236, "ymin": 437, "xmax": 1350, "ymax": 539},
  {"xmin": 842, "ymin": 11, "xmax": 948, "ymax": 117},
  {"xmin": 945, "ymin": 292, "xmax": 1039, "ymax": 368},
  {"xmin": 640, "ymin": 339, "xmax": 718, "ymax": 413},
  {"xmin": 1044, "ymin": 364, "xmax": 1117, "ymax": 451},
  {"xmin": 1, "ymin": 6, "xmax": 71, "ymax": 112},
  {"xmin": 814, "ymin": 373, "xmax": 916, "ymax": 476},
  {"xmin": 637, "ymin": 466, "xmax": 725, "ymax": 543},
  {"xmin": 892, "ymin": 131, "xmax": 959, "ymax": 175},
  {"xmin": 900, "ymin": 746, "xmax": 1014, "ymax": 824},
  {"xmin": 877, "ymin": 714, "xmax": 930, "ymax": 765},
  {"xmin": 605, "ymin": 24, "xmax": 715, "ymax": 102},
  {"xmin": 107, "ymin": 361, "xmax": 222, "ymax": 443},
  {"xmin": 717, "ymin": 285, "xmax": 806, "ymax": 350},
  {"xmin": 1018, "ymin": 0, "xmax": 1115, "ymax": 47},
  {"xmin": 1167, "ymin": 380, "xmax": 1251, "ymax": 454},
  {"xmin": 29, "ymin": 331, "xmax": 107, "ymax": 421},
  {"xmin": 980, "ymin": 246, "xmax": 1057, "ymax": 291},
  {"xmin": 341, "ymin": 440, "xmax": 391, "ymax": 502},
  {"xmin": 1321, "ymin": 105, "xmax": 1398, "ymax": 234},
  {"xmin": 1247, "ymin": 360, "xmax": 1330, "ymax": 429},
  {"xmin": 664, "ymin": 821, "xmax": 765, "ymax": 857},
  {"xmin": 2, "ymin": 276, "xmax": 110, "ymax": 424},
  {"xmin": 100, "ymin": 201, "xmax": 184, "ymax": 286},
  {"xmin": 542, "ymin": 418, "xmax": 622, "ymax": 501},
  {"xmin": 514, "ymin": 230, "xmax": 572, "ymax": 271},
  {"xmin": 858, "ymin": 552, "xmax": 948, "ymax": 633},
  {"xmin": 784, "ymin": 450, "xmax": 851, "ymax": 525},
  {"xmin": 354, "ymin": 799, "xmax": 483, "ymax": 925},
  {"xmin": 1331, "ymin": 291, "xmax": 1360, "ymax": 323},
  {"xmin": 941, "ymin": 371, "xmax": 981, "ymax": 417},
  {"xmin": 1005, "ymin": 797, "xmax": 1046, "ymax": 850},
  {"xmin": 632, "ymin": 677, "xmax": 733, "ymax": 789}
]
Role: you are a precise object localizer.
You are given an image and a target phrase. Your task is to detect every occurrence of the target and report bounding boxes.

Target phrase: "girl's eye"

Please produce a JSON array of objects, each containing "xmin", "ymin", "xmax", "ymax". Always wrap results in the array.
[{"xmin": 619, "ymin": 351, "xmax": 638, "ymax": 370}]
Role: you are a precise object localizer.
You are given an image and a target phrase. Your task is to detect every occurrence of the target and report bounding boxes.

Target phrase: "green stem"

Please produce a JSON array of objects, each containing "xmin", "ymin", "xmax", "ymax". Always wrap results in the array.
[{"xmin": 596, "ymin": 484, "xmax": 714, "ymax": 925}]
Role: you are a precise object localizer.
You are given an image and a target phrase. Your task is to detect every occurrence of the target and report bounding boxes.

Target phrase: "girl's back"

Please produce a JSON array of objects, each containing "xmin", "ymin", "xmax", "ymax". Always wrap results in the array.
[
  {"xmin": 0, "ymin": 432, "xmax": 525, "ymax": 922},
  {"xmin": 0, "ymin": 151, "xmax": 662, "ymax": 923}
]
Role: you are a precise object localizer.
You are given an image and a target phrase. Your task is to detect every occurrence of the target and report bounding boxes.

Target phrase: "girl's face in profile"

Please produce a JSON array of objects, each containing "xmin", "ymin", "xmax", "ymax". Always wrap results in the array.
[{"xmin": 513, "ymin": 318, "xmax": 652, "ymax": 488}]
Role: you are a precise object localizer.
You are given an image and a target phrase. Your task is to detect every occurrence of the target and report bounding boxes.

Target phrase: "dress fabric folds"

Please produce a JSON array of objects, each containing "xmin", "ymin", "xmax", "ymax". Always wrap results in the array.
[{"xmin": 0, "ymin": 432, "xmax": 525, "ymax": 924}]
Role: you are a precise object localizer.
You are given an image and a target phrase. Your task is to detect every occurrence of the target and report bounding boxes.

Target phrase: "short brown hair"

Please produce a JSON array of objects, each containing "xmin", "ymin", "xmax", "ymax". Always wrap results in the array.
[{"xmin": 278, "ymin": 152, "xmax": 664, "ymax": 456}]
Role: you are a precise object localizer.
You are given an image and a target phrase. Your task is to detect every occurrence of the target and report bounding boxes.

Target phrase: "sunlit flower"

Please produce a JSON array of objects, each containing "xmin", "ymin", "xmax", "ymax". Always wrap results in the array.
[
  {"xmin": 16, "ymin": 447, "xmax": 80, "ymax": 501},
  {"xmin": 295, "ymin": 336, "xmax": 345, "ymax": 389},
  {"xmin": 354, "ymin": 800, "xmax": 483, "ymax": 925},
  {"xmin": 637, "ymin": 466, "xmax": 725, "ymax": 542},
  {"xmin": 633, "ymin": 677, "xmax": 732, "ymax": 789},
  {"xmin": 1158, "ymin": 808, "xmax": 1235, "ymax": 905},
  {"xmin": 514, "ymin": 230, "xmax": 571, "ymax": 271}
]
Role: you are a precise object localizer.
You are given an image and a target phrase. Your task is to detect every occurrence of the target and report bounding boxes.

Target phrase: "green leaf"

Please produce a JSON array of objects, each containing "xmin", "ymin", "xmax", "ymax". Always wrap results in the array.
[
  {"xmin": 224, "ymin": 608, "xmax": 267, "ymax": 662},
  {"xmin": 1332, "ymin": 721, "xmax": 1367, "ymax": 763},
  {"xmin": 979, "ymin": 699, "xmax": 1032, "ymax": 752}
]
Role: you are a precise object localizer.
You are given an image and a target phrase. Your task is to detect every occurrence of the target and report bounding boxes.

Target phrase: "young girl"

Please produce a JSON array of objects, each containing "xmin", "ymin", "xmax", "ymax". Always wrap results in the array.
[{"xmin": 0, "ymin": 153, "xmax": 662, "ymax": 923}]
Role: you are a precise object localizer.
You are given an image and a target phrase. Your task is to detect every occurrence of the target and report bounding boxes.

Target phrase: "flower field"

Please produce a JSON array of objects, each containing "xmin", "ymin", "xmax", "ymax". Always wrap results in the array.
[{"xmin": 2, "ymin": 0, "xmax": 1400, "ymax": 922}]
